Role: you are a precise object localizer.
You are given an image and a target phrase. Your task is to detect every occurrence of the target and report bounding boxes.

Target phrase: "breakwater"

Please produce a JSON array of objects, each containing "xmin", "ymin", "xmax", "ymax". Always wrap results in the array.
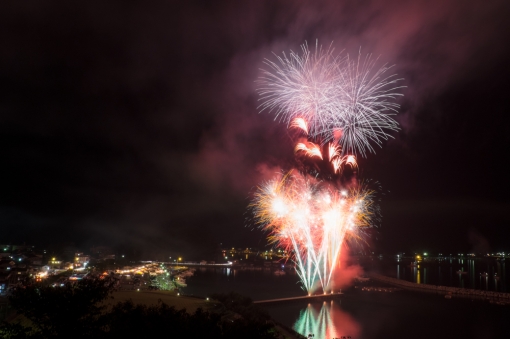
[
  {"xmin": 254, "ymin": 292, "xmax": 343, "ymax": 304},
  {"xmin": 367, "ymin": 272, "xmax": 510, "ymax": 304}
]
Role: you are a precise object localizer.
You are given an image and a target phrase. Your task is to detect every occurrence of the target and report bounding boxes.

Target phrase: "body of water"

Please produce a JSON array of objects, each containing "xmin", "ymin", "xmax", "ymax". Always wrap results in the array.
[
  {"xmin": 366, "ymin": 257, "xmax": 508, "ymax": 292},
  {"xmin": 184, "ymin": 264, "xmax": 510, "ymax": 339}
]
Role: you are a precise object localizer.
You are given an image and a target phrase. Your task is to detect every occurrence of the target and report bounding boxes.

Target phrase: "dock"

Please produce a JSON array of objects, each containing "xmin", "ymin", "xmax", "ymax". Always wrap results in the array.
[
  {"xmin": 367, "ymin": 272, "xmax": 510, "ymax": 304},
  {"xmin": 254, "ymin": 292, "xmax": 342, "ymax": 304}
]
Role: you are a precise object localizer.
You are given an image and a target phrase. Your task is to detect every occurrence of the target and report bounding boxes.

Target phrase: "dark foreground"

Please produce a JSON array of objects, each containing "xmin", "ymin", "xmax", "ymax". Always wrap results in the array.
[{"xmin": 0, "ymin": 277, "xmax": 299, "ymax": 339}]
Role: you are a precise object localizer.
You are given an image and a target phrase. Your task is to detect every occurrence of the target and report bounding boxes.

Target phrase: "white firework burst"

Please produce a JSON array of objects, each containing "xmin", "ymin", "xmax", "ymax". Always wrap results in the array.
[{"xmin": 257, "ymin": 41, "xmax": 404, "ymax": 156}]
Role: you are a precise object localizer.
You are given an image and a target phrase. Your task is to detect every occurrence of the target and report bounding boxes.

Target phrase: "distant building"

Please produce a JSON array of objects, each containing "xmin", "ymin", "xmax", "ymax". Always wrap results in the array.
[
  {"xmin": 10, "ymin": 266, "xmax": 28, "ymax": 277},
  {"xmin": 0, "ymin": 260, "xmax": 15, "ymax": 272},
  {"xmin": 0, "ymin": 273, "xmax": 12, "ymax": 293},
  {"xmin": 0, "ymin": 244, "xmax": 33, "ymax": 252},
  {"xmin": 28, "ymin": 255, "xmax": 43, "ymax": 266},
  {"xmin": 48, "ymin": 258, "xmax": 63, "ymax": 269},
  {"xmin": 74, "ymin": 253, "xmax": 90, "ymax": 268}
]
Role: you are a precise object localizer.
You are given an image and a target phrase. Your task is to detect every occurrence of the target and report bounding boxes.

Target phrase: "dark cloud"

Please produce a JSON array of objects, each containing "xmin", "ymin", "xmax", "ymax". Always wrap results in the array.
[{"xmin": 1, "ymin": 0, "xmax": 509, "ymax": 256}]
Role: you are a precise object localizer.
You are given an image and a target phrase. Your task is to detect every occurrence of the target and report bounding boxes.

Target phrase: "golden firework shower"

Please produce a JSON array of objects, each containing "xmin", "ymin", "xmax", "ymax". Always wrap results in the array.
[
  {"xmin": 251, "ymin": 42, "xmax": 402, "ymax": 294},
  {"xmin": 251, "ymin": 119, "xmax": 374, "ymax": 293}
]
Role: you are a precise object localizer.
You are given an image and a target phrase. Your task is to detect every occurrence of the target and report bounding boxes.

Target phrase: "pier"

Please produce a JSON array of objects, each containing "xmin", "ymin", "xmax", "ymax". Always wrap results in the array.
[
  {"xmin": 254, "ymin": 292, "xmax": 342, "ymax": 304},
  {"xmin": 367, "ymin": 272, "xmax": 510, "ymax": 304}
]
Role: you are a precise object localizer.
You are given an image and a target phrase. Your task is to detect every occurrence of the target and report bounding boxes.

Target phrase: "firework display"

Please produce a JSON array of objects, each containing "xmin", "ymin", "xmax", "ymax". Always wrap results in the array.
[
  {"xmin": 257, "ymin": 41, "xmax": 403, "ymax": 156},
  {"xmin": 252, "ymin": 42, "xmax": 402, "ymax": 294},
  {"xmin": 251, "ymin": 119, "xmax": 375, "ymax": 293}
]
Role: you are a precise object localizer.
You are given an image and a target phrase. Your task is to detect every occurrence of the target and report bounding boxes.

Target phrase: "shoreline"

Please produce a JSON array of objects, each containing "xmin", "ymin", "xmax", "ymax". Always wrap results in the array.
[{"xmin": 367, "ymin": 272, "xmax": 510, "ymax": 304}]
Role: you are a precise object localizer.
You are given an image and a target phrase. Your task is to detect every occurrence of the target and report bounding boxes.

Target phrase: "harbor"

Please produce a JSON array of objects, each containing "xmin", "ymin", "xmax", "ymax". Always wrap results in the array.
[{"xmin": 367, "ymin": 272, "xmax": 510, "ymax": 304}]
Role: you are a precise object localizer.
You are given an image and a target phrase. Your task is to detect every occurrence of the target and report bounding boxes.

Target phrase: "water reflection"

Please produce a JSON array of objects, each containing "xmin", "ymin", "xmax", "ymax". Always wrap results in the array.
[
  {"xmin": 503, "ymin": 261, "xmax": 506, "ymax": 292},
  {"xmin": 416, "ymin": 267, "xmax": 421, "ymax": 284},
  {"xmin": 293, "ymin": 301, "xmax": 359, "ymax": 339},
  {"xmin": 470, "ymin": 260, "xmax": 475, "ymax": 288},
  {"xmin": 384, "ymin": 257, "xmax": 508, "ymax": 292}
]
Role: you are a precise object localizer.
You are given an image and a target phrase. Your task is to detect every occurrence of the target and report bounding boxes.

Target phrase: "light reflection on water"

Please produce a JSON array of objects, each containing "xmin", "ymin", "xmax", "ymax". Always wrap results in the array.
[
  {"xmin": 384, "ymin": 258, "xmax": 508, "ymax": 292},
  {"xmin": 293, "ymin": 300, "xmax": 359, "ymax": 339},
  {"xmin": 186, "ymin": 266, "xmax": 510, "ymax": 339}
]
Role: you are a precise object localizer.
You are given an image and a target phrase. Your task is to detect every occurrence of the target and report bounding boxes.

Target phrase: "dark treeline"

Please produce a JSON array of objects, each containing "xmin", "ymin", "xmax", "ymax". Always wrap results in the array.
[{"xmin": 0, "ymin": 276, "xmax": 286, "ymax": 339}]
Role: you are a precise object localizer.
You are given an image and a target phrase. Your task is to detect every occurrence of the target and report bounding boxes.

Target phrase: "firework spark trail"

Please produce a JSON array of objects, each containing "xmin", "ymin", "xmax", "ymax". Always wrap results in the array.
[
  {"xmin": 258, "ymin": 42, "xmax": 343, "ymax": 140},
  {"xmin": 257, "ymin": 41, "xmax": 404, "ymax": 156},
  {"xmin": 252, "ymin": 42, "xmax": 401, "ymax": 294},
  {"xmin": 251, "ymin": 166, "xmax": 374, "ymax": 293},
  {"xmin": 336, "ymin": 53, "xmax": 403, "ymax": 155},
  {"xmin": 295, "ymin": 142, "xmax": 323, "ymax": 159}
]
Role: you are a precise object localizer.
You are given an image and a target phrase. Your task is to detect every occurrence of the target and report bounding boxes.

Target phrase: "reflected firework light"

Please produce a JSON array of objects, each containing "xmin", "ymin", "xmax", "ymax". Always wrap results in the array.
[
  {"xmin": 257, "ymin": 41, "xmax": 403, "ymax": 156},
  {"xmin": 293, "ymin": 301, "xmax": 360, "ymax": 339}
]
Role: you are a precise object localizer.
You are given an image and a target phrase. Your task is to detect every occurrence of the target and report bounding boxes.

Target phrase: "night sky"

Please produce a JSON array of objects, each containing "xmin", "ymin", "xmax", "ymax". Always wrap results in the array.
[{"xmin": 1, "ymin": 1, "xmax": 510, "ymax": 259}]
